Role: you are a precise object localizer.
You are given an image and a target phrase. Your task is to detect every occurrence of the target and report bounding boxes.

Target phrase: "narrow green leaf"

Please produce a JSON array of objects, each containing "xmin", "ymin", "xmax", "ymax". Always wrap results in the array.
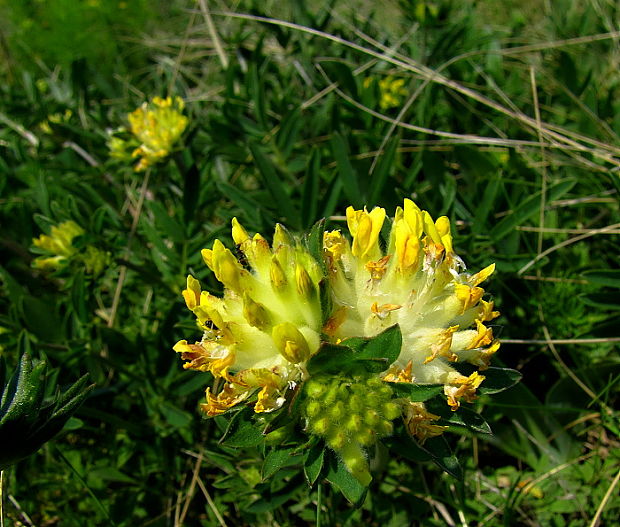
[
  {"xmin": 582, "ymin": 270, "xmax": 620, "ymax": 289},
  {"xmin": 330, "ymin": 133, "xmax": 362, "ymax": 208},
  {"xmin": 149, "ymin": 201, "xmax": 185, "ymax": 243},
  {"xmin": 368, "ymin": 136, "xmax": 399, "ymax": 207},
  {"xmin": 490, "ymin": 179, "xmax": 576, "ymax": 241},
  {"xmin": 304, "ymin": 219, "xmax": 326, "ymax": 270},
  {"xmin": 320, "ymin": 60, "xmax": 358, "ymax": 97},
  {"xmin": 70, "ymin": 269, "xmax": 88, "ymax": 323},
  {"xmin": 249, "ymin": 142, "xmax": 298, "ymax": 226},
  {"xmin": 579, "ymin": 292, "xmax": 620, "ymax": 310},
  {"xmin": 473, "ymin": 175, "xmax": 501, "ymax": 232},
  {"xmin": 276, "ymin": 108, "xmax": 303, "ymax": 158},
  {"xmin": 301, "ymin": 148, "xmax": 321, "ymax": 228},
  {"xmin": 216, "ymin": 180, "xmax": 263, "ymax": 226}
]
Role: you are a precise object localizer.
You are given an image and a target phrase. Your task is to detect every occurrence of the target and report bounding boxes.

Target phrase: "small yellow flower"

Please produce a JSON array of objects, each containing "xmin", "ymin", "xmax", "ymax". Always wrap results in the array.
[
  {"xmin": 178, "ymin": 199, "xmax": 501, "ymax": 468},
  {"xmin": 32, "ymin": 221, "xmax": 110, "ymax": 275},
  {"xmin": 109, "ymin": 96, "xmax": 188, "ymax": 172},
  {"xmin": 364, "ymin": 75, "xmax": 409, "ymax": 111},
  {"xmin": 32, "ymin": 221, "xmax": 84, "ymax": 271},
  {"xmin": 176, "ymin": 219, "xmax": 324, "ymax": 416}
]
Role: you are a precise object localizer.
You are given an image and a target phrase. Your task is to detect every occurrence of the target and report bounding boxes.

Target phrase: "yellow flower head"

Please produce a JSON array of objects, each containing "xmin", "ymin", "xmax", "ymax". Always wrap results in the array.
[
  {"xmin": 364, "ymin": 75, "xmax": 408, "ymax": 111},
  {"xmin": 32, "ymin": 221, "xmax": 110, "ymax": 275},
  {"xmin": 32, "ymin": 221, "xmax": 84, "ymax": 271},
  {"xmin": 109, "ymin": 96, "xmax": 188, "ymax": 172},
  {"xmin": 177, "ymin": 200, "xmax": 501, "ymax": 482},
  {"xmin": 175, "ymin": 219, "xmax": 323, "ymax": 416},
  {"xmin": 323, "ymin": 199, "xmax": 500, "ymax": 430}
]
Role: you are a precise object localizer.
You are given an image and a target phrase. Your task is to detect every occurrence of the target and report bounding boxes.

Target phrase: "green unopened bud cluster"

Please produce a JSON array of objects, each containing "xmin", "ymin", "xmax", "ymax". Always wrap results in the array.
[{"xmin": 303, "ymin": 372, "xmax": 401, "ymax": 485}]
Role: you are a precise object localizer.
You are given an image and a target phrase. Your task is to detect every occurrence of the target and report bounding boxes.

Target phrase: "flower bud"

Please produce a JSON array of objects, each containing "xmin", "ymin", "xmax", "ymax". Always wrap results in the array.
[
  {"xmin": 242, "ymin": 294, "xmax": 271, "ymax": 330},
  {"xmin": 269, "ymin": 256, "xmax": 288, "ymax": 289},
  {"xmin": 231, "ymin": 218, "xmax": 250, "ymax": 245},
  {"xmin": 272, "ymin": 322, "xmax": 310, "ymax": 364},
  {"xmin": 295, "ymin": 263, "xmax": 315, "ymax": 299}
]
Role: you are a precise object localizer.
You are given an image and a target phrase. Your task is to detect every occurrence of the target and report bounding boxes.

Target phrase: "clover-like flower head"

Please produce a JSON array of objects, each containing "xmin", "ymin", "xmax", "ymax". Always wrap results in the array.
[
  {"xmin": 109, "ymin": 96, "xmax": 188, "ymax": 172},
  {"xmin": 175, "ymin": 219, "xmax": 324, "ymax": 416},
  {"xmin": 177, "ymin": 200, "xmax": 501, "ymax": 485},
  {"xmin": 322, "ymin": 200, "xmax": 499, "ymax": 439},
  {"xmin": 32, "ymin": 221, "xmax": 110, "ymax": 276},
  {"xmin": 32, "ymin": 221, "xmax": 84, "ymax": 271}
]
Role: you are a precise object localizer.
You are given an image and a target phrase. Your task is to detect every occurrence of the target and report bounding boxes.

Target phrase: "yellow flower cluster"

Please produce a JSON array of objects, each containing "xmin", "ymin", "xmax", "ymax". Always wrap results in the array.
[
  {"xmin": 176, "ymin": 200, "xmax": 500, "ymax": 446},
  {"xmin": 109, "ymin": 96, "xmax": 188, "ymax": 172},
  {"xmin": 32, "ymin": 221, "xmax": 109, "ymax": 275},
  {"xmin": 364, "ymin": 75, "xmax": 408, "ymax": 110},
  {"xmin": 174, "ymin": 220, "xmax": 323, "ymax": 415},
  {"xmin": 323, "ymin": 199, "xmax": 500, "ymax": 439}
]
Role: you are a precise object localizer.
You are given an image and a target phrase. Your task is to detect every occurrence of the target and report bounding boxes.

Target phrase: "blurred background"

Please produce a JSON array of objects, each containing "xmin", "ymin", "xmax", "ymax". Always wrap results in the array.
[{"xmin": 0, "ymin": 1, "xmax": 618, "ymax": 525}]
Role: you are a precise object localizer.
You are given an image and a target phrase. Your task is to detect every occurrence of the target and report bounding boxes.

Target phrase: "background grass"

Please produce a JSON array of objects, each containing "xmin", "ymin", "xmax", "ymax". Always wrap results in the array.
[{"xmin": 0, "ymin": 0, "xmax": 619, "ymax": 525}]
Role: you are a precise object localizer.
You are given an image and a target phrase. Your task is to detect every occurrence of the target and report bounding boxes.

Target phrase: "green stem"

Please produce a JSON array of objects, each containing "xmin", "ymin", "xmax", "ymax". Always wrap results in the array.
[
  {"xmin": 1, "ymin": 469, "xmax": 4, "ymax": 527},
  {"xmin": 316, "ymin": 482, "xmax": 321, "ymax": 527}
]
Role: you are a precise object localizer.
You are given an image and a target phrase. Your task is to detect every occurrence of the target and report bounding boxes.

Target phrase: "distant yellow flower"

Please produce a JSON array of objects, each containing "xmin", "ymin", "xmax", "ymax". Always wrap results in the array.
[
  {"xmin": 32, "ymin": 221, "xmax": 110, "ymax": 275},
  {"xmin": 32, "ymin": 221, "xmax": 84, "ymax": 271},
  {"xmin": 175, "ymin": 219, "xmax": 324, "ymax": 416},
  {"xmin": 109, "ymin": 96, "xmax": 188, "ymax": 172},
  {"xmin": 364, "ymin": 75, "xmax": 408, "ymax": 110},
  {"xmin": 323, "ymin": 199, "xmax": 500, "ymax": 433}
]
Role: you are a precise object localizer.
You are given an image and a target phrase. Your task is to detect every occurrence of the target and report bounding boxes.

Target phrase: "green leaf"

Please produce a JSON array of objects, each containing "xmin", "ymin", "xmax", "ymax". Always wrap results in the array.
[
  {"xmin": 276, "ymin": 108, "xmax": 303, "ymax": 158},
  {"xmin": 160, "ymin": 401, "xmax": 192, "ymax": 429},
  {"xmin": 220, "ymin": 407, "xmax": 265, "ymax": 448},
  {"xmin": 426, "ymin": 399, "xmax": 492, "ymax": 434},
  {"xmin": 391, "ymin": 383, "xmax": 444, "ymax": 402},
  {"xmin": 478, "ymin": 367, "xmax": 522, "ymax": 394},
  {"xmin": 579, "ymin": 292, "xmax": 620, "ymax": 310},
  {"xmin": 306, "ymin": 342, "xmax": 357, "ymax": 376},
  {"xmin": 307, "ymin": 325, "xmax": 403, "ymax": 375},
  {"xmin": 216, "ymin": 180, "xmax": 264, "ymax": 227},
  {"xmin": 0, "ymin": 353, "xmax": 46, "ymax": 425},
  {"xmin": 368, "ymin": 136, "xmax": 399, "ymax": 207},
  {"xmin": 490, "ymin": 179, "xmax": 576, "ymax": 241},
  {"xmin": 70, "ymin": 269, "xmax": 88, "ymax": 323},
  {"xmin": 262, "ymin": 447, "xmax": 300, "ymax": 480},
  {"xmin": 473, "ymin": 175, "xmax": 501, "ymax": 232},
  {"xmin": 383, "ymin": 436, "xmax": 432, "ymax": 463},
  {"xmin": 421, "ymin": 436, "xmax": 462, "ymax": 480},
  {"xmin": 350, "ymin": 325, "xmax": 402, "ymax": 366},
  {"xmin": 20, "ymin": 296, "xmax": 63, "ymax": 342},
  {"xmin": 581, "ymin": 270, "xmax": 620, "ymax": 289},
  {"xmin": 325, "ymin": 452, "xmax": 367, "ymax": 505},
  {"xmin": 149, "ymin": 201, "xmax": 185, "ymax": 243},
  {"xmin": 320, "ymin": 60, "xmax": 358, "ymax": 97},
  {"xmin": 303, "ymin": 440, "xmax": 325, "ymax": 486},
  {"xmin": 330, "ymin": 133, "xmax": 362, "ymax": 208},
  {"xmin": 301, "ymin": 148, "xmax": 321, "ymax": 228},
  {"xmin": 304, "ymin": 218, "xmax": 326, "ymax": 270},
  {"xmin": 249, "ymin": 142, "xmax": 298, "ymax": 227}
]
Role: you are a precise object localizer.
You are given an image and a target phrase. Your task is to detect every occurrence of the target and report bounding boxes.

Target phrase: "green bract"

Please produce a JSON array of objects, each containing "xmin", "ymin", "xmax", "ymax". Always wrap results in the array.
[{"xmin": 0, "ymin": 353, "xmax": 93, "ymax": 470}]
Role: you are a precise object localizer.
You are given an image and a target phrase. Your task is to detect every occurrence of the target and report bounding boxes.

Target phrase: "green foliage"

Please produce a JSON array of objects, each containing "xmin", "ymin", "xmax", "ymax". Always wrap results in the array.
[
  {"xmin": 0, "ymin": 0, "xmax": 619, "ymax": 525},
  {"xmin": 0, "ymin": 352, "xmax": 92, "ymax": 469}
]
